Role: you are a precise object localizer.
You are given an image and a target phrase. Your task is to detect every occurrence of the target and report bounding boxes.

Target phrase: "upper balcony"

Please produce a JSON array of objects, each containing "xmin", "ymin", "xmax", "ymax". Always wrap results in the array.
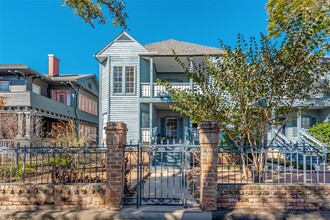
[{"xmin": 141, "ymin": 83, "xmax": 191, "ymax": 98}]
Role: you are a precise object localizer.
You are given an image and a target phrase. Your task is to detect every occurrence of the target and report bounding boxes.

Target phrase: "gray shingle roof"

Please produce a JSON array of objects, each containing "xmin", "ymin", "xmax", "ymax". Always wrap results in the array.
[
  {"xmin": 144, "ymin": 39, "xmax": 224, "ymax": 55},
  {"xmin": 0, "ymin": 65, "xmax": 95, "ymax": 83},
  {"xmin": 49, "ymin": 74, "xmax": 94, "ymax": 81},
  {"xmin": 0, "ymin": 64, "xmax": 50, "ymax": 79},
  {"xmin": 0, "ymin": 64, "xmax": 27, "ymax": 69}
]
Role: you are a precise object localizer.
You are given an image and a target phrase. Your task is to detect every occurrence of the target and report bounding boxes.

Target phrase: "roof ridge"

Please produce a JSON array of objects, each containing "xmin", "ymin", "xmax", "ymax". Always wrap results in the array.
[{"xmin": 145, "ymin": 39, "xmax": 218, "ymax": 47}]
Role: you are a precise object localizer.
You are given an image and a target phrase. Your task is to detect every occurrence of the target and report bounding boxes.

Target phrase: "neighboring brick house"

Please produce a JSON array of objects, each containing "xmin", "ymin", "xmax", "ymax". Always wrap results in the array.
[{"xmin": 0, "ymin": 54, "xmax": 99, "ymax": 145}]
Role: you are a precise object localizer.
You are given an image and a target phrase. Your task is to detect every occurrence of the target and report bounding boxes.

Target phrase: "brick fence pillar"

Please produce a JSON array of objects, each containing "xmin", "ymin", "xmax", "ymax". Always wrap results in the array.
[
  {"xmin": 198, "ymin": 121, "xmax": 219, "ymax": 211},
  {"xmin": 105, "ymin": 122, "xmax": 127, "ymax": 210}
]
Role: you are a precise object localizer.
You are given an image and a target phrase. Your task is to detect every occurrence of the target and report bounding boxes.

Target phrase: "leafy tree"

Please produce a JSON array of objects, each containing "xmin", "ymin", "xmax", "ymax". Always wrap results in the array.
[
  {"xmin": 307, "ymin": 122, "xmax": 330, "ymax": 144},
  {"xmin": 62, "ymin": 0, "xmax": 128, "ymax": 28},
  {"xmin": 266, "ymin": 0, "xmax": 330, "ymax": 41},
  {"xmin": 160, "ymin": 34, "xmax": 326, "ymax": 146},
  {"xmin": 158, "ymin": 0, "xmax": 329, "ymax": 180}
]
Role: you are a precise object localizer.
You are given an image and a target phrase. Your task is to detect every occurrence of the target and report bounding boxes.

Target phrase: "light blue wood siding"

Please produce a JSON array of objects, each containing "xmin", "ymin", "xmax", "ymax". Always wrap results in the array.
[
  {"xmin": 98, "ymin": 36, "xmax": 148, "ymax": 142},
  {"xmin": 110, "ymin": 97, "xmax": 140, "ymax": 142},
  {"xmin": 140, "ymin": 58, "xmax": 150, "ymax": 83}
]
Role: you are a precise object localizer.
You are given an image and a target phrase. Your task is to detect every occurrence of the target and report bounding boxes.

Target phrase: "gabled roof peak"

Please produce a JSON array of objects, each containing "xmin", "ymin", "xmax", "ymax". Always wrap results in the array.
[{"xmin": 95, "ymin": 31, "xmax": 147, "ymax": 58}]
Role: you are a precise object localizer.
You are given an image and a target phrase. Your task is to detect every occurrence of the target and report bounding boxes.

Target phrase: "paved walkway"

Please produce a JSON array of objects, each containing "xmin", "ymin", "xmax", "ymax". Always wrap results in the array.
[
  {"xmin": 141, "ymin": 166, "xmax": 183, "ymax": 201},
  {"xmin": 2, "ymin": 208, "xmax": 330, "ymax": 220}
]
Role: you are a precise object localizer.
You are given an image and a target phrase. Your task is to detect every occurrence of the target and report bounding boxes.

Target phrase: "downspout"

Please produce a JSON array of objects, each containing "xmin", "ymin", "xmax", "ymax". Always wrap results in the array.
[{"xmin": 68, "ymin": 81, "xmax": 80, "ymax": 137}]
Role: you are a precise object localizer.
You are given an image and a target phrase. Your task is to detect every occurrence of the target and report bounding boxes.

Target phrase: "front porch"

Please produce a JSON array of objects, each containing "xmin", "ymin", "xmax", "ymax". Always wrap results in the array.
[{"xmin": 140, "ymin": 102, "xmax": 199, "ymax": 144}]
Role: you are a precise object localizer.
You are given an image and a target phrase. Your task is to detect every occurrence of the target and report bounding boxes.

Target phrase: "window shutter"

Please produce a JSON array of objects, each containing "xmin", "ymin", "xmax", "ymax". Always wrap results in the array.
[{"xmin": 160, "ymin": 118, "xmax": 165, "ymax": 139}]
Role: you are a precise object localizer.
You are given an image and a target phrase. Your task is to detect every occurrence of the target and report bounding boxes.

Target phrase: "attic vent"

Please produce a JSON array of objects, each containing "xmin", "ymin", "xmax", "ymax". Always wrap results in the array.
[{"xmin": 117, "ymin": 34, "xmax": 131, "ymax": 41}]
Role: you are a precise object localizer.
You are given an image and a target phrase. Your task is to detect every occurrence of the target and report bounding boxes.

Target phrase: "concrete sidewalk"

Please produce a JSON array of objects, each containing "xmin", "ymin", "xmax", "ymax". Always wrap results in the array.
[{"xmin": 1, "ymin": 207, "xmax": 330, "ymax": 220}]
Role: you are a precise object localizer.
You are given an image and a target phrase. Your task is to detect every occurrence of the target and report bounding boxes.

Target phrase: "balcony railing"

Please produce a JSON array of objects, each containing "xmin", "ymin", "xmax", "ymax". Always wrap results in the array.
[
  {"xmin": 141, "ymin": 127, "xmax": 158, "ymax": 143},
  {"xmin": 141, "ymin": 83, "xmax": 191, "ymax": 97}
]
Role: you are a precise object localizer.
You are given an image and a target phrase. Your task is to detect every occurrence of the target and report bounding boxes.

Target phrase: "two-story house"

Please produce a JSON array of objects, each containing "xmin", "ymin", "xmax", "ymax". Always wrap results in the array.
[
  {"xmin": 0, "ymin": 54, "xmax": 99, "ymax": 145},
  {"xmin": 95, "ymin": 31, "xmax": 223, "ymax": 143},
  {"xmin": 96, "ymin": 31, "xmax": 330, "ymax": 145}
]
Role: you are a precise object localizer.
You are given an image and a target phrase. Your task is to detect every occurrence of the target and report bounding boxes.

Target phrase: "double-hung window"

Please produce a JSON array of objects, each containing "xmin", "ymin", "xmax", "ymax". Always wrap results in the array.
[
  {"xmin": 125, "ymin": 66, "xmax": 134, "ymax": 93},
  {"xmin": 113, "ymin": 66, "xmax": 135, "ymax": 94},
  {"xmin": 113, "ymin": 67, "xmax": 123, "ymax": 93}
]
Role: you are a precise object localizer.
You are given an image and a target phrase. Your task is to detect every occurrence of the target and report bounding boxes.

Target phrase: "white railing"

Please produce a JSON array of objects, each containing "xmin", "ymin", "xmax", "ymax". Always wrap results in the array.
[
  {"xmin": 141, "ymin": 127, "xmax": 158, "ymax": 143},
  {"xmin": 141, "ymin": 128, "xmax": 150, "ymax": 143},
  {"xmin": 276, "ymin": 132, "xmax": 291, "ymax": 144},
  {"xmin": 141, "ymin": 84, "xmax": 150, "ymax": 97},
  {"xmin": 0, "ymin": 140, "xmax": 15, "ymax": 147},
  {"xmin": 300, "ymin": 129, "xmax": 325, "ymax": 147},
  {"xmin": 154, "ymin": 83, "xmax": 190, "ymax": 97},
  {"xmin": 141, "ymin": 83, "xmax": 191, "ymax": 97},
  {"xmin": 267, "ymin": 129, "xmax": 291, "ymax": 146}
]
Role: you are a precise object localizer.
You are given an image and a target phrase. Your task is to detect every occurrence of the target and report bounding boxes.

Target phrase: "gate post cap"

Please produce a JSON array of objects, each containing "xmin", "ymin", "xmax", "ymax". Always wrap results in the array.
[
  {"xmin": 198, "ymin": 121, "xmax": 219, "ymax": 132},
  {"xmin": 104, "ymin": 122, "xmax": 128, "ymax": 132}
]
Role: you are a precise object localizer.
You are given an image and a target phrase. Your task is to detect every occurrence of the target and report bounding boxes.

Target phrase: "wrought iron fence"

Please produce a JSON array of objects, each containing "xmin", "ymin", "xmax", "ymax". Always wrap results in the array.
[
  {"xmin": 123, "ymin": 143, "xmax": 202, "ymax": 207},
  {"xmin": 0, "ymin": 144, "xmax": 107, "ymax": 184},
  {"xmin": 218, "ymin": 143, "xmax": 330, "ymax": 184}
]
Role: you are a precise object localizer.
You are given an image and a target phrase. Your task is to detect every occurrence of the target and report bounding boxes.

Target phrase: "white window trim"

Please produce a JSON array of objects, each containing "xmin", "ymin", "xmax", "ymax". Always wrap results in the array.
[{"xmin": 113, "ymin": 65, "xmax": 135, "ymax": 95}]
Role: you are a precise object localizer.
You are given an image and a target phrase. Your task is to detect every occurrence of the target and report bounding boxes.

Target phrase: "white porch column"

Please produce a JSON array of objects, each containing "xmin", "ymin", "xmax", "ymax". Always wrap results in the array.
[
  {"xmin": 149, "ymin": 103, "xmax": 153, "ymax": 143},
  {"xmin": 297, "ymin": 115, "xmax": 302, "ymax": 142},
  {"xmin": 16, "ymin": 112, "xmax": 23, "ymax": 139},
  {"xmin": 150, "ymin": 57, "xmax": 154, "ymax": 98},
  {"xmin": 24, "ymin": 112, "xmax": 31, "ymax": 139}
]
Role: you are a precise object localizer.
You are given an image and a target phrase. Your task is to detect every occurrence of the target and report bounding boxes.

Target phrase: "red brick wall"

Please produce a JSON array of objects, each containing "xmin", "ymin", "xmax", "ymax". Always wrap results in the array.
[
  {"xmin": 0, "ymin": 184, "xmax": 107, "ymax": 210},
  {"xmin": 218, "ymin": 184, "xmax": 330, "ymax": 211}
]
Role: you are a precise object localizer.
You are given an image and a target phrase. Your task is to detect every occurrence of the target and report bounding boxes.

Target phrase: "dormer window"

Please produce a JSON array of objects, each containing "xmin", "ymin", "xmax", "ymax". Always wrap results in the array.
[
  {"xmin": 51, "ymin": 90, "xmax": 71, "ymax": 106},
  {"xmin": 88, "ymin": 82, "xmax": 93, "ymax": 90},
  {"xmin": 32, "ymin": 84, "xmax": 41, "ymax": 95}
]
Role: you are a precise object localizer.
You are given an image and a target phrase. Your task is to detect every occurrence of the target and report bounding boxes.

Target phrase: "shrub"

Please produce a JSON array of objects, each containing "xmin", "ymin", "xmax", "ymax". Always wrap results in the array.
[
  {"xmin": 307, "ymin": 122, "xmax": 330, "ymax": 144},
  {"xmin": 0, "ymin": 162, "xmax": 34, "ymax": 180}
]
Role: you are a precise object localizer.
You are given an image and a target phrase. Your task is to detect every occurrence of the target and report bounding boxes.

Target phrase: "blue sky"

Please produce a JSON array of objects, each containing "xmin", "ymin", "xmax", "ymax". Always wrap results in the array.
[{"xmin": 0, "ymin": 0, "xmax": 268, "ymax": 78}]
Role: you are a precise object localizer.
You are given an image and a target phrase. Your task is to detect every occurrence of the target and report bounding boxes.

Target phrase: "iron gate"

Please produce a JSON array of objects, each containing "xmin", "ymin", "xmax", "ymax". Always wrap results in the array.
[{"xmin": 122, "ymin": 143, "xmax": 200, "ymax": 207}]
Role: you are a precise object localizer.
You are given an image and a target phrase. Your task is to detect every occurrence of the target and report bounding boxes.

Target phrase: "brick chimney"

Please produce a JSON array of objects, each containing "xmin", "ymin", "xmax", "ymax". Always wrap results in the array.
[{"xmin": 48, "ymin": 54, "xmax": 59, "ymax": 77}]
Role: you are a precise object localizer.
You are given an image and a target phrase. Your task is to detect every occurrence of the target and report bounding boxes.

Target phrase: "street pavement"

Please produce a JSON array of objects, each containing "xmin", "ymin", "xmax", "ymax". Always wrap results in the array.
[{"xmin": 2, "ymin": 207, "xmax": 330, "ymax": 220}]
